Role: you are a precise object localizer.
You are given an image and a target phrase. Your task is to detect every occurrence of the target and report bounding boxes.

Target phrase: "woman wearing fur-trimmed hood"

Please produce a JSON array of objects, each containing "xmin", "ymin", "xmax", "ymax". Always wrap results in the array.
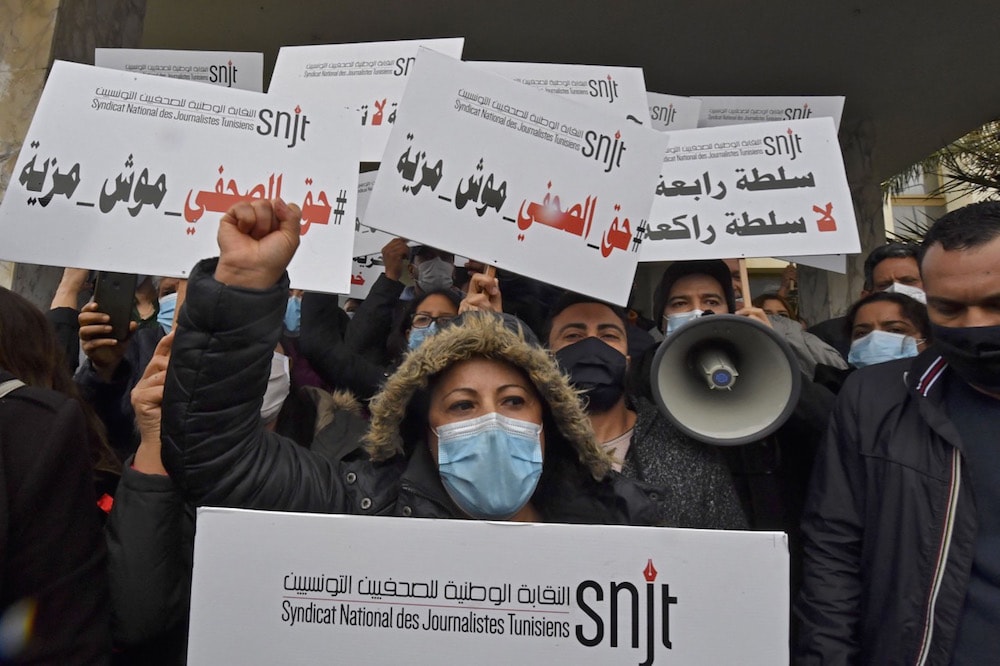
[
  {"xmin": 360, "ymin": 311, "xmax": 652, "ymax": 523},
  {"xmin": 162, "ymin": 202, "xmax": 656, "ymax": 524}
]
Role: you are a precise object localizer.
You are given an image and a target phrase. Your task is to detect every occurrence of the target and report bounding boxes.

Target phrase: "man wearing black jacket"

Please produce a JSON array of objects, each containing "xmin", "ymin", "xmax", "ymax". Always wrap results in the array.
[{"xmin": 795, "ymin": 201, "xmax": 1000, "ymax": 664}]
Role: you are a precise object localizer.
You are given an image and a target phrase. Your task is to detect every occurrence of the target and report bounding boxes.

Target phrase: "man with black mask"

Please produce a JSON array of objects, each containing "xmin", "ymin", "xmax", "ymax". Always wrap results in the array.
[
  {"xmin": 545, "ymin": 292, "xmax": 745, "ymax": 529},
  {"xmin": 796, "ymin": 201, "xmax": 1000, "ymax": 664}
]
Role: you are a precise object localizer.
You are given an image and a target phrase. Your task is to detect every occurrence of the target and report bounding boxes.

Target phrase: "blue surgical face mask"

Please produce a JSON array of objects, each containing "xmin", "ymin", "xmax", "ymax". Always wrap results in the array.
[
  {"xmin": 848, "ymin": 330, "xmax": 920, "ymax": 368},
  {"xmin": 435, "ymin": 412, "xmax": 543, "ymax": 520},
  {"xmin": 284, "ymin": 295, "xmax": 301, "ymax": 334},
  {"xmin": 663, "ymin": 309, "xmax": 704, "ymax": 337},
  {"xmin": 407, "ymin": 321, "xmax": 438, "ymax": 351},
  {"xmin": 157, "ymin": 292, "xmax": 178, "ymax": 333}
]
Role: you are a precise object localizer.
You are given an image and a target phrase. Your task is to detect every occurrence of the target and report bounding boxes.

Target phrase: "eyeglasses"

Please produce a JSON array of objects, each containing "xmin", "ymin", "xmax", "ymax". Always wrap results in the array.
[{"xmin": 410, "ymin": 313, "xmax": 456, "ymax": 329}]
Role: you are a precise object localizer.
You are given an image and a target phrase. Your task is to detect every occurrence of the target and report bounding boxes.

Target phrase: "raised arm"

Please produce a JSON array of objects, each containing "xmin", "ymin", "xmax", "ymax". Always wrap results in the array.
[{"xmin": 160, "ymin": 198, "xmax": 352, "ymax": 512}]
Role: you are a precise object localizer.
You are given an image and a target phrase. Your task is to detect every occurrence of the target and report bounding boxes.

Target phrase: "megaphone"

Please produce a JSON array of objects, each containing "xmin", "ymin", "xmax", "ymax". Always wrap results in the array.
[{"xmin": 649, "ymin": 314, "xmax": 802, "ymax": 446}]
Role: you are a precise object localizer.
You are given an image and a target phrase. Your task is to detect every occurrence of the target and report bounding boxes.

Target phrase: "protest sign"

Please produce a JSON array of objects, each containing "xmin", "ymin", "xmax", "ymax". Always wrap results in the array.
[
  {"xmin": 347, "ymin": 255, "xmax": 382, "ymax": 299},
  {"xmin": 189, "ymin": 508, "xmax": 789, "ymax": 665},
  {"xmin": 364, "ymin": 49, "xmax": 669, "ymax": 306},
  {"xmin": 0, "ymin": 61, "xmax": 359, "ymax": 293},
  {"xmin": 348, "ymin": 171, "xmax": 396, "ymax": 299},
  {"xmin": 778, "ymin": 254, "xmax": 847, "ymax": 273},
  {"xmin": 95, "ymin": 48, "xmax": 264, "ymax": 92},
  {"xmin": 352, "ymin": 170, "xmax": 396, "ymax": 258},
  {"xmin": 696, "ymin": 96, "xmax": 845, "ymax": 130},
  {"xmin": 640, "ymin": 118, "xmax": 859, "ymax": 263},
  {"xmin": 268, "ymin": 39, "xmax": 465, "ymax": 162},
  {"xmin": 471, "ymin": 62, "xmax": 649, "ymax": 125},
  {"xmin": 647, "ymin": 92, "xmax": 701, "ymax": 131}
]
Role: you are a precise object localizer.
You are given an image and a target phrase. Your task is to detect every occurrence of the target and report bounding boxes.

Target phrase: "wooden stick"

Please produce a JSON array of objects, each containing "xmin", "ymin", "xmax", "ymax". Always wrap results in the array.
[
  {"xmin": 171, "ymin": 279, "xmax": 188, "ymax": 330},
  {"xmin": 738, "ymin": 259, "xmax": 751, "ymax": 308}
]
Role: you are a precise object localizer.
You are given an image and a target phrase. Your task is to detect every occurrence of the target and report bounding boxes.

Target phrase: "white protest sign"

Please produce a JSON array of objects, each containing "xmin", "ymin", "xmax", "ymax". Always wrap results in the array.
[
  {"xmin": 95, "ymin": 48, "xmax": 264, "ymax": 92},
  {"xmin": 268, "ymin": 39, "xmax": 465, "ymax": 162},
  {"xmin": 696, "ymin": 96, "xmax": 845, "ymax": 130},
  {"xmin": 0, "ymin": 61, "xmax": 359, "ymax": 293},
  {"xmin": 189, "ymin": 508, "xmax": 789, "ymax": 665},
  {"xmin": 640, "ymin": 118, "xmax": 860, "ymax": 262},
  {"xmin": 348, "ymin": 170, "xmax": 398, "ymax": 299},
  {"xmin": 647, "ymin": 92, "xmax": 701, "ymax": 132},
  {"xmin": 471, "ymin": 62, "xmax": 649, "ymax": 126},
  {"xmin": 365, "ymin": 49, "xmax": 669, "ymax": 306},
  {"xmin": 352, "ymin": 170, "xmax": 396, "ymax": 258},
  {"xmin": 347, "ymin": 255, "xmax": 384, "ymax": 299},
  {"xmin": 778, "ymin": 254, "xmax": 847, "ymax": 273}
]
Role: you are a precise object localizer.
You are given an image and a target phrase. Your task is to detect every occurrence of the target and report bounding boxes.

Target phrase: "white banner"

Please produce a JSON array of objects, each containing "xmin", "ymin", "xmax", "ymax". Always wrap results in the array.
[
  {"xmin": 647, "ymin": 92, "xmax": 701, "ymax": 132},
  {"xmin": 471, "ymin": 62, "xmax": 649, "ymax": 126},
  {"xmin": 778, "ymin": 254, "xmax": 847, "ymax": 274},
  {"xmin": 268, "ymin": 39, "xmax": 465, "ymax": 162},
  {"xmin": 0, "ymin": 61, "xmax": 359, "ymax": 293},
  {"xmin": 189, "ymin": 508, "xmax": 789, "ymax": 665},
  {"xmin": 641, "ymin": 118, "xmax": 859, "ymax": 262},
  {"xmin": 95, "ymin": 48, "xmax": 264, "ymax": 92},
  {"xmin": 695, "ymin": 96, "xmax": 845, "ymax": 130},
  {"xmin": 364, "ymin": 49, "xmax": 669, "ymax": 306},
  {"xmin": 352, "ymin": 170, "xmax": 396, "ymax": 258}
]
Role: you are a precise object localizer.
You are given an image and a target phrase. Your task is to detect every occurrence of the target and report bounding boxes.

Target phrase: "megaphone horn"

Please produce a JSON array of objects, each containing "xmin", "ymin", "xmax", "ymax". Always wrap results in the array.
[{"xmin": 649, "ymin": 314, "xmax": 802, "ymax": 446}]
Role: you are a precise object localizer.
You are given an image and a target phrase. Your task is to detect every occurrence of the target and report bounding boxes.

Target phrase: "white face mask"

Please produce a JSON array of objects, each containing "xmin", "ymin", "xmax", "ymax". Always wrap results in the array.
[
  {"xmin": 261, "ymin": 352, "xmax": 291, "ymax": 424},
  {"xmin": 883, "ymin": 282, "xmax": 927, "ymax": 304},
  {"xmin": 663, "ymin": 309, "xmax": 704, "ymax": 337}
]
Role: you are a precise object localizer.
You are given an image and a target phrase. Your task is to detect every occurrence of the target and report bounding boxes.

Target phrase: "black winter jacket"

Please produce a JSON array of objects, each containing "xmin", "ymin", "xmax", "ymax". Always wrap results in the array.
[
  {"xmin": 794, "ymin": 350, "xmax": 978, "ymax": 665},
  {"xmin": 0, "ymin": 370, "xmax": 111, "ymax": 664}
]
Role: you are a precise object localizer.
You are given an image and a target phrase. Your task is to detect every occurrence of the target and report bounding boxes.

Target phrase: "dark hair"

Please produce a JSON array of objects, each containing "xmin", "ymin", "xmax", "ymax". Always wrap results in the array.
[
  {"xmin": 863, "ymin": 242, "xmax": 920, "ymax": 291},
  {"xmin": 386, "ymin": 288, "xmax": 463, "ymax": 360},
  {"xmin": 410, "ymin": 245, "xmax": 455, "ymax": 263},
  {"xmin": 541, "ymin": 291, "xmax": 629, "ymax": 345},
  {"xmin": 652, "ymin": 260, "xmax": 736, "ymax": 331},
  {"xmin": 0, "ymin": 288, "xmax": 120, "ymax": 476},
  {"xmin": 752, "ymin": 292, "xmax": 795, "ymax": 318},
  {"xmin": 919, "ymin": 201, "xmax": 1000, "ymax": 267},
  {"xmin": 843, "ymin": 291, "xmax": 931, "ymax": 341}
]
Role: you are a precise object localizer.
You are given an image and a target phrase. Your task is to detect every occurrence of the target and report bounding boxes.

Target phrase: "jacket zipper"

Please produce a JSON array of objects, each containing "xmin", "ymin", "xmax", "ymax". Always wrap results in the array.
[{"xmin": 915, "ymin": 448, "xmax": 961, "ymax": 666}]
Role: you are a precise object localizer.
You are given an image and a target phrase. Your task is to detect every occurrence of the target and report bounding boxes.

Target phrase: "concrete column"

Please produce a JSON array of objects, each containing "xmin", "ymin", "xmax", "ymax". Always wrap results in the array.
[
  {"xmin": 0, "ymin": 0, "xmax": 146, "ymax": 308},
  {"xmin": 798, "ymin": 118, "xmax": 885, "ymax": 325}
]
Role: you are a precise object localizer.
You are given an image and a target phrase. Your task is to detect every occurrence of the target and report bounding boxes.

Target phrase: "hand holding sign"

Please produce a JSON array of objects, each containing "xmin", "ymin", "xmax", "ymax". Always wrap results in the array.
[
  {"xmin": 215, "ymin": 198, "xmax": 301, "ymax": 290},
  {"xmin": 380, "ymin": 237, "xmax": 409, "ymax": 282},
  {"xmin": 459, "ymin": 272, "xmax": 502, "ymax": 314}
]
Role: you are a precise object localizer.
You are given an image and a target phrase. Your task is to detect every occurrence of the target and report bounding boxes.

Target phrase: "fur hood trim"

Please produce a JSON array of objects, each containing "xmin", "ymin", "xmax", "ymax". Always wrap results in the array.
[{"xmin": 362, "ymin": 313, "xmax": 613, "ymax": 479}]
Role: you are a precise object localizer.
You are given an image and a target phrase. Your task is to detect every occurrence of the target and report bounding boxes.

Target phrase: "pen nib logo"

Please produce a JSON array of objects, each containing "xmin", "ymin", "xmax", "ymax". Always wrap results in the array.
[{"xmin": 643, "ymin": 559, "xmax": 657, "ymax": 582}]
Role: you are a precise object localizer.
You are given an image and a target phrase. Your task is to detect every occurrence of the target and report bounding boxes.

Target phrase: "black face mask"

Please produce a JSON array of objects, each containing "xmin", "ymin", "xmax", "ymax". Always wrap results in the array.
[
  {"xmin": 931, "ymin": 323, "xmax": 1000, "ymax": 393},
  {"xmin": 554, "ymin": 337, "xmax": 627, "ymax": 413}
]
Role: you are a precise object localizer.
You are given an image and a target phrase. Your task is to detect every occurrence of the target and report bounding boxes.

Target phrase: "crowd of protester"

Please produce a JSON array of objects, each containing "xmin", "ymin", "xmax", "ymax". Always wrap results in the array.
[{"xmin": 1, "ymin": 197, "xmax": 998, "ymax": 663}]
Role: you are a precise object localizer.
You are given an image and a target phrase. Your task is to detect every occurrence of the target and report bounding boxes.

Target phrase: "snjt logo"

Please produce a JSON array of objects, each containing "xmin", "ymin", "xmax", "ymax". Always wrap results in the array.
[
  {"xmin": 575, "ymin": 559, "xmax": 678, "ymax": 665},
  {"xmin": 256, "ymin": 105, "xmax": 311, "ymax": 149}
]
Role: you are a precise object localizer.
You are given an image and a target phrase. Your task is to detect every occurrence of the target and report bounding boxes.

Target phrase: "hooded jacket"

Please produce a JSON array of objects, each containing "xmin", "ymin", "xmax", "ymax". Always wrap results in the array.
[
  {"xmin": 162, "ymin": 259, "xmax": 656, "ymax": 525},
  {"xmin": 794, "ymin": 350, "xmax": 978, "ymax": 665}
]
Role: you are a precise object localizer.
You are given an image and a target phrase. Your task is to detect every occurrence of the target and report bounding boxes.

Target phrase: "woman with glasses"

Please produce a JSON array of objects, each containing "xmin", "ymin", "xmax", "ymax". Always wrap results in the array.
[{"xmin": 390, "ymin": 289, "xmax": 462, "ymax": 355}]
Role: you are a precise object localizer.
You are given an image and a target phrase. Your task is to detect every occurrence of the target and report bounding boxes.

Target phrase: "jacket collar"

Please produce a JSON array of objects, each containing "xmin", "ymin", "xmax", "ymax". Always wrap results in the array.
[
  {"xmin": 906, "ymin": 348, "xmax": 966, "ymax": 450},
  {"xmin": 906, "ymin": 348, "xmax": 950, "ymax": 402},
  {"xmin": 398, "ymin": 443, "xmax": 463, "ymax": 517}
]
